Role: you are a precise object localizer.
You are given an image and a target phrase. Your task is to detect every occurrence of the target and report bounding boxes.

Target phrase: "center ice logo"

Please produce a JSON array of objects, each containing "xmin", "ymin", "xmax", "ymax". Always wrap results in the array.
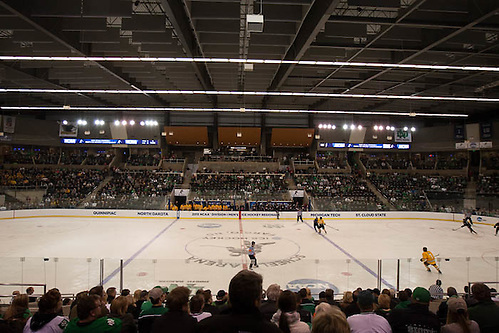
[
  {"xmin": 185, "ymin": 231, "xmax": 304, "ymax": 268},
  {"xmin": 286, "ymin": 279, "xmax": 339, "ymax": 295}
]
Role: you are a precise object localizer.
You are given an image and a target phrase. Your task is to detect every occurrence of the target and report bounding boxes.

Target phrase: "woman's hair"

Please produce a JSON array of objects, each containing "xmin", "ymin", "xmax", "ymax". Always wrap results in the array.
[
  {"xmin": 38, "ymin": 289, "xmax": 62, "ymax": 314},
  {"xmin": 110, "ymin": 296, "xmax": 129, "ymax": 317},
  {"xmin": 312, "ymin": 307, "xmax": 350, "ymax": 333},
  {"xmin": 314, "ymin": 302, "xmax": 332, "ymax": 316},
  {"xmin": 377, "ymin": 294, "xmax": 391, "ymax": 310},
  {"xmin": 341, "ymin": 291, "xmax": 353, "ymax": 304},
  {"xmin": 446, "ymin": 298, "xmax": 471, "ymax": 333},
  {"xmin": 133, "ymin": 289, "xmax": 142, "ymax": 302},
  {"xmin": 4, "ymin": 294, "xmax": 29, "ymax": 320},
  {"xmin": 277, "ymin": 290, "xmax": 298, "ymax": 333}
]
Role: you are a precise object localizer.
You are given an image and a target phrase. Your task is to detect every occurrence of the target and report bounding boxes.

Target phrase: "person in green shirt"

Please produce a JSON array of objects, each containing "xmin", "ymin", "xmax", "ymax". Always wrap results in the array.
[{"xmin": 64, "ymin": 294, "xmax": 121, "ymax": 333}]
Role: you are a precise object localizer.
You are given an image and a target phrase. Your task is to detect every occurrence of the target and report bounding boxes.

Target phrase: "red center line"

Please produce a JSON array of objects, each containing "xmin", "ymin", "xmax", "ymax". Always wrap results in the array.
[{"xmin": 238, "ymin": 211, "xmax": 248, "ymax": 270}]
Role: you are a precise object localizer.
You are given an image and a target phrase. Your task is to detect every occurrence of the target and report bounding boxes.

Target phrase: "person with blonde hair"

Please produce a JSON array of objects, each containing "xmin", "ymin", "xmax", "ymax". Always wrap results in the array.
[
  {"xmin": 339, "ymin": 291, "xmax": 353, "ymax": 312},
  {"xmin": 375, "ymin": 294, "xmax": 392, "ymax": 319},
  {"xmin": 4, "ymin": 294, "xmax": 31, "ymax": 331},
  {"xmin": 312, "ymin": 306, "xmax": 350, "ymax": 333},
  {"xmin": 110, "ymin": 296, "xmax": 136, "ymax": 333},
  {"xmin": 442, "ymin": 297, "xmax": 479, "ymax": 333}
]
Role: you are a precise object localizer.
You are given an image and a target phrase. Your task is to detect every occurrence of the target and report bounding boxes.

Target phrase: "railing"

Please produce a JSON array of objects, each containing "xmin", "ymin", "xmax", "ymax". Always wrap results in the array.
[{"xmin": 1, "ymin": 257, "xmax": 498, "ymax": 299}]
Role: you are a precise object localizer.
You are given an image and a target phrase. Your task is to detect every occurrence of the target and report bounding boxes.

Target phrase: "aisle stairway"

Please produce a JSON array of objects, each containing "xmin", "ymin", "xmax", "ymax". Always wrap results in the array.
[
  {"xmin": 78, "ymin": 175, "xmax": 113, "ymax": 208},
  {"xmin": 365, "ymin": 179, "xmax": 396, "ymax": 211},
  {"xmin": 463, "ymin": 180, "xmax": 477, "ymax": 209}
]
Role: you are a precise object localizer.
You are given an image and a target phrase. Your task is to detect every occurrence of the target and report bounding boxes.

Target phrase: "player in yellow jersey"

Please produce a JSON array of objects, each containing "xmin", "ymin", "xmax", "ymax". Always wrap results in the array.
[
  {"xmin": 317, "ymin": 217, "xmax": 327, "ymax": 234},
  {"xmin": 421, "ymin": 247, "xmax": 442, "ymax": 274}
]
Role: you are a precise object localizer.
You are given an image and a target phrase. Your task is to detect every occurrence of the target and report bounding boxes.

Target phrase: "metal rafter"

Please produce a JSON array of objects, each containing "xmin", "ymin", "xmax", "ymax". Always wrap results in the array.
[
  {"xmin": 160, "ymin": 0, "xmax": 218, "ymax": 106},
  {"xmin": 262, "ymin": 0, "xmax": 341, "ymax": 108},
  {"xmin": 0, "ymin": 0, "xmax": 169, "ymax": 107}
]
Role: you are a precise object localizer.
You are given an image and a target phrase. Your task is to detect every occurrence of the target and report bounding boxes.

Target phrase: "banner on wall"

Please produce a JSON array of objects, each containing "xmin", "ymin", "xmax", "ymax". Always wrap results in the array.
[
  {"xmin": 480, "ymin": 122, "xmax": 493, "ymax": 140},
  {"xmin": 394, "ymin": 128, "xmax": 412, "ymax": 142},
  {"xmin": 3, "ymin": 116, "xmax": 15, "ymax": 133},
  {"xmin": 59, "ymin": 122, "xmax": 78, "ymax": 137},
  {"xmin": 454, "ymin": 124, "xmax": 465, "ymax": 140}
]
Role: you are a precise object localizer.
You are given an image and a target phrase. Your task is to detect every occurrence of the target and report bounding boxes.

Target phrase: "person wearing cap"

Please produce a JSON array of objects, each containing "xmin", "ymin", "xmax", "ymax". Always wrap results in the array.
[
  {"xmin": 151, "ymin": 286, "xmax": 196, "ymax": 332},
  {"xmin": 467, "ymin": 283, "xmax": 499, "ymax": 333},
  {"xmin": 214, "ymin": 290, "xmax": 228, "ymax": 309},
  {"xmin": 138, "ymin": 287, "xmax": 167, "ymax": 333},
  {"xmin": 442, "ymin": 297, "xmax": 479, "ymax": 333},
  {"xmin": 388, "ymin": 287, "xmax": 440, "ymax": 333},
  {"xmin": 347, "ymin": 290, "xmax": 391, "ymax": 333},
  {"xmin": 421, "ymin": 247, "xmax": 442, "ymax": 274}
]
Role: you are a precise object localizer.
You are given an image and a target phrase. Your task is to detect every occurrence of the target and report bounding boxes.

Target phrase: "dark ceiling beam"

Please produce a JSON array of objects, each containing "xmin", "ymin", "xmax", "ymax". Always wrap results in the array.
[
  {"xmin": 0, "ymin": 63, "xmax": 112, "ymax": 107},
  {"xmin": 0, "ymin": 0, "xmax": 169, "ymax": 107},
  {"xmin": 160, "ymin": 0, "xmax": 217, "ymax": 107},
  {"xmin": 261, "ymin": 0, "xmax": 341, "ymax": 108},
  {"xmin": 327, "ymin": 16, "xmax": 499, "ymax": 32},
  {"xmin": 310, "ymin": 3, "xmax": 499, "ymax": 110},
  {"xmin": 338, "ymin": 5, "xmax": 499, "ymax": 94},
  {"xmin": 310, "ymin": 0, "xmax": 427, "ymax": 93}
]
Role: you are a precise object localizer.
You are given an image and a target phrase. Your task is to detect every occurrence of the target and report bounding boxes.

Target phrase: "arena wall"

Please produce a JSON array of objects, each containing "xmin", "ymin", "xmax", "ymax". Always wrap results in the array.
[{"xmin": 0, "ymin": 209, "xmax": 497, "ymax": 225}]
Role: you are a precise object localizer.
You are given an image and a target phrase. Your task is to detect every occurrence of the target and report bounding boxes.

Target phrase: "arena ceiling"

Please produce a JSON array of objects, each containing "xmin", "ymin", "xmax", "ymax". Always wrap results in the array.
[{"xmin": 0, "ymin": 0, "xmax": 498, "ymax": 125}]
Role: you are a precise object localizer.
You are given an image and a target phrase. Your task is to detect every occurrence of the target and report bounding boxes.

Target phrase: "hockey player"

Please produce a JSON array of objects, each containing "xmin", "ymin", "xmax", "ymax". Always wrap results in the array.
[
  {"xmin": 460, "ymin": 219, "xmax": 478, "ymax": 234},
  {"xmin": 494, "ymin": 222, "xmax": 499, "ymax": 236},
  {"xmin": 313, "ymin": 216, "xmax": 319, "ymax": 232},
  {"xmin": 317, "ymin": 217, "xmax": 327, "ymax": 234},
  {"xmin": 463, "ymin": 210, "xmax": 474, "ymax": 225},
  {"xmin": 248, "ymin": 241, "xmax": 258, "ymax": 270},
  {"xmin": 297, "ymin": 208, "xmax": 303, "ymax": 222},
  {"xmin": 421, "ymin": 247, "xmax": 442, "ymax": 274}
]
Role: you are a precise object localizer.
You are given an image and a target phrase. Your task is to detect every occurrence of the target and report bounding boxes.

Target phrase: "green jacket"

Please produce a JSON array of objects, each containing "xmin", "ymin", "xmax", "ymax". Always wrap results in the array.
[
  {"xmin": 468, "ymin": 300, "xmax": 499, "ymax": 333},
  {"xmin": 64, "ymin": 316, "xmax": 122, "ymax": 333}
]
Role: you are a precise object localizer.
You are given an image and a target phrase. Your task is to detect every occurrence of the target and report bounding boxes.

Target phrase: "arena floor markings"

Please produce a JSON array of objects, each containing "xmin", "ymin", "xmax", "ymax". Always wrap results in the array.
[{"xmin": 0, "ymin": 215, "xmax": 498, "ymax": 299}]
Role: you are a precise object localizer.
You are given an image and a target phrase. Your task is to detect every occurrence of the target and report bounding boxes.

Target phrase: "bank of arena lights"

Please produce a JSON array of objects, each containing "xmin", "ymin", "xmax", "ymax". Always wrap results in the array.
[
  {"xmin": 63, "ymin": 119, "xmax": 158, "ymax": 126},
  {"xmin": 1, "ymin": 56, "xmax": 499, "ymax": 73}
]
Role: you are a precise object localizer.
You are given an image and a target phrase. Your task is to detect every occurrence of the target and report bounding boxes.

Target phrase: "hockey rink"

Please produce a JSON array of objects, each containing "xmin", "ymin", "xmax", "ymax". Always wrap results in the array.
[{"xmin": 1, "ymin": 211, "xmax": 498, "ymax": 301}]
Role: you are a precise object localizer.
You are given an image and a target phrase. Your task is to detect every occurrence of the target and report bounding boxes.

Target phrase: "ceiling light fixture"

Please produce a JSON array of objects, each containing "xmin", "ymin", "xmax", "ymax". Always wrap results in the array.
[
  {"xmin": 1, "ymin": 56, "xmax": 498, "ymax": 72},
  {"xmin": 0, "ymin": 89, "xmax": 496, "ymax": 103}
]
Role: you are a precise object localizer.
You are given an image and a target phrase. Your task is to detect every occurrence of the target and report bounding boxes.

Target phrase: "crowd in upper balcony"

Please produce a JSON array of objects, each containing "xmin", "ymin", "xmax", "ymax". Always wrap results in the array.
[
  {"xmin": 127, "ymin": 152, "xmax": 161, "ymax": 166},
  {"xmin": 316, "ymin": 152, "xmax": 347, "ymax": 170},
  {"xmin": 436, "ymin": 153, "xmax": 468, "ymax": 170}
]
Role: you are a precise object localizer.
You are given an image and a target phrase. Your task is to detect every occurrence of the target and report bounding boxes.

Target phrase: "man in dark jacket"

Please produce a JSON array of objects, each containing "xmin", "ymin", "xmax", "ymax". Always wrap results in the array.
[
  {"xmin": 197, "ymin": 270, "xmax": 282, "ymax": 333},
  {"xmin": 468, "ymin": 283, "xmax": 499, "ymax": 333},
  {"xmin": 388, "ymin": 287, "xmax": 440, "ymax": 333},
  {"xmin": 151, "ymin": 286, "xmax": 197, "ymax": 333}
]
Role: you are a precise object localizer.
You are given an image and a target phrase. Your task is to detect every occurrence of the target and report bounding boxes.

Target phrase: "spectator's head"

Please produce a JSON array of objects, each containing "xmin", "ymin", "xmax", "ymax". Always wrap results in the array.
[
  {"xmin": 76, "ymin": 294, "xmax": 101, "ymax": 321},
  {"xmin": 166, "ymin": 286, "xmax": 191, "ymax": 312},
  {"xmin": 298, "ymin": 288, "xmax": 308, "ymax": 300},
  {"xmin": 436, "ymin": 280, "xmax": 442, "ymax": 286},
  {"xmin": 342, "ymin": 291, "xmax": 353, "ymax": 304},
  {"xmin": 312, "ymin": 306, "xmax": 350, "ymax": 333},
  {"xmin": 133, "ymin": 289, "xmax": 142, "ymax": 302},
  {"xmin": 38, "ymin": 289, "xmax": 62, "ymax": 314},
  {"xmin": 120, "ymin": 289, "xmax": 130, "ymax": 297},
  {"xmin": 325, "ymin": 289, "xmax": 334, "ymax": 301},
  {"xmin": 106, "ymin": 287, "xmax": 117, "ymax": 303},
  {"xmin": 378, "ymin": 294, "xmax": 391, "ymax": 310},
  {"xmin": 357, "ymin": 290, "xmax": 374, "ymax": 312},
  {"xmin": 148, "ymin": 287, "xmax": 165, "ymax": 305},
  {"xmin": 398, "ymin": 291, "xmax": 407, "ymax": 302},
  {"xmin": 89, "ymin": 285, "xmax": 105, "ymax": 304},
  {"xmin": 314, "ymin": 302, "xmax": 332, "ymax": 317},
  {"xmin": 447, "ymin": 287, "xmax": 458, "ymax": 297},
  {"xmin": 404, "ymin": 288, "xmax": 412, "ymax": 298},
  {"xmin": 140, "ymin": 290, "xmax": 149, "ymax": 301},
  {"xmin": 189, "ymin": 294, "xmax": 205, "ymax": 314},
  {"xmin": 464, "ymin": 285, "xmax": 470, "ymax": 294},
  {"xmin": 266, "ymin": 284, "xmax": 281, "ymax": 302},
  {"xmin": 216, "ymin": 290, "xmax": 227, "ymax": 301},
  {"xmin": 446, "ymin": 297, "xmax": 469, "ymax": 326},
  {"xmin": 110, "ymin": 296, "xmax": 128, "ymax": 317},
  {"xmin": 26, "ymin": 287, "xmax": 34, "ymax": 295},
  {"xmin": 411, "ymin": 287, "xmax": 431, "ymax": 305},
  {"xmin": 471, "ymin": 283, "xmax": 491, "ymax": 302},
  {"xmin": 319, "ymin": 291, "xmax": 327, "ymax": 302},
  {"xmin": 202, "ymin": 289, "xmax": 213, "ymax": 305},
  {"xmin": 372, "ymin": 288, "xmax": 380, "ymax": 297},
  {"xmin": 4, "ymin": 294, "xmax": 29, "ymax": 320},
  {"xmin": 277, "ymin": 290, "xmax": 297, "ymax": 313},
  {"xmin": 228, "ymin": 270, "xmax": 263, "ymax": 312}
]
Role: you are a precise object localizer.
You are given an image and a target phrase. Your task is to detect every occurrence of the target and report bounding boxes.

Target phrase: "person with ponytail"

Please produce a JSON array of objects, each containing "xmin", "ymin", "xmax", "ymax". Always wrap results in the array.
[
  {"xmin": 24, "ymin": 289, "xmax": 68, "ymax": 333},
  {"xmin": 441, "ymin": 297, "xmax": 479, "ymax": 333},
  {"xmin": 271, "ymin": 290, "xmax": 310, "ymax": 333}
]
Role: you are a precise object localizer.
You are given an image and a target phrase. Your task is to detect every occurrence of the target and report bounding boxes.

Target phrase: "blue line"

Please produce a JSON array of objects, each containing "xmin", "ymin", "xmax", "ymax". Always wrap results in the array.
[
  {"xmin": 304, "ymin": 222, "xmax": 395, "ymax": 289},
  {"xmin": 102, "ymin": 218, "xmax": 179, "ymax": 285}
]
